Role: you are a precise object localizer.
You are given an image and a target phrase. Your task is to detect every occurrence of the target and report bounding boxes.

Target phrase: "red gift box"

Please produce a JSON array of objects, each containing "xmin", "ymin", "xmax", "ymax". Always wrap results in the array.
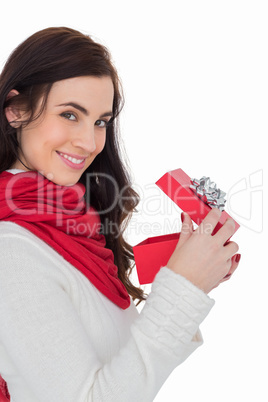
[
  {"xmin": 133, "ymin": 232, "xmax": 180, "ymax": 285},
  {"xmin": 133, "ymin": 168, "xmax": 240, "ymax": 285}
]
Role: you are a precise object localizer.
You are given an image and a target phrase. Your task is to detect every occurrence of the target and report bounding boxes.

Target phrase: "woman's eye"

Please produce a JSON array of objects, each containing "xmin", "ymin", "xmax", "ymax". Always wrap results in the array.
[
  {"xmin": 61, "ymin": 112, "xmax": 77, "ymax": 121},
  {"xmin": 95, "ymin": 119, "xmax": 108, "ymax": 128}
]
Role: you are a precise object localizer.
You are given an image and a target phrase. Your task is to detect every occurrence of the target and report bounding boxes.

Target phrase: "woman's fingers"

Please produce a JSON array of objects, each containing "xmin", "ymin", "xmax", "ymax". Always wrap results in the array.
[
  {"xmin": 212, "ymin": 253, "xmax": 241, "ymax": 290},
  {"xmin": 214, "ymin": 218, "xmax": 236, "ymax": 244},
  {"xmin": 178, "ymin": 212, "xmax": 193, "ymax": 247},
  {"xmin": 226, "ymin": 253, "xmax": 241, "ymax": 276},
  {"xmin": 197, "ymin": 208, "xmax": 237, "ymax": 246},
  {"xmin": 223, "ymin": 240, "xmax": 239, "ymax": 260},
  {"xmin": 196, "ymin": 208, "xmax": 222, "ymax": 236},
  {"xmin": 167, "ymin": 207, "xmax": 240, "ymax": 294}
]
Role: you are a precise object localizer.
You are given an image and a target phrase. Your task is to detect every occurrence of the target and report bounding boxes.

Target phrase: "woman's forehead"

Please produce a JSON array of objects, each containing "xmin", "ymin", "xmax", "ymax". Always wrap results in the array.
[{"xmin": 48, "ymin": 76, "xmax": 114, "ymax": 108}]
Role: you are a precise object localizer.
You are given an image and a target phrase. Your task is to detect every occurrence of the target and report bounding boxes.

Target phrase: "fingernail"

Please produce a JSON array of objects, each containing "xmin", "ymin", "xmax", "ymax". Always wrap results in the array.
[
  {"xmin": 235, "ymin": 254, "xmax": 241, "ymax": 263},
  {"xmin": 181, "ymin": 212, "xmax": 185, "ymax": 223}
]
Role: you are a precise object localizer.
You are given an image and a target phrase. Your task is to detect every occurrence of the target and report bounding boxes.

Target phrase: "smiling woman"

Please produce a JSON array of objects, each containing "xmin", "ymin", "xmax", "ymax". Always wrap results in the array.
[
  {"xmin": 0, "ymin": 27, "xmax": 144, "ymax": 298},
  {"xmin": 6, "ymin": 76, "xmax": 114, "ymax": 186},
  {"xmin": 0, "ymin": 27, "xmax": 239, "ymax": 402}
]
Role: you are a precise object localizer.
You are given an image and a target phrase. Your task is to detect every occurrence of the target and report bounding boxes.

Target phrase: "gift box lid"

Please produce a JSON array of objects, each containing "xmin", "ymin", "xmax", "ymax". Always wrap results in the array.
[{"xmin": 156, "ymin": 168, "xmax": 240, "ymax": 234}]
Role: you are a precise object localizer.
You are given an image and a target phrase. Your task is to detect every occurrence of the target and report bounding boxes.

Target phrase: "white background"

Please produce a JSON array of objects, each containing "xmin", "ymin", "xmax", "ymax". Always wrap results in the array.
[{"xmin": 1, "ymin": 1, "xmax": 267, "ymax": 401}]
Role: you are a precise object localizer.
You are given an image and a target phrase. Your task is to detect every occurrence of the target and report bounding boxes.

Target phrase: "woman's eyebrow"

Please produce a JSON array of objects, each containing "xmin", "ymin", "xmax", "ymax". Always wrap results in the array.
[{"xmin": 56, "ymin": 102, "xmax": 113, "ymax": 118}]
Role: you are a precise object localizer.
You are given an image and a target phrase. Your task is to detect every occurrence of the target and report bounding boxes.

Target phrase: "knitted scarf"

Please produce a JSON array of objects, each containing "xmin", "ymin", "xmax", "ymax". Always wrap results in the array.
[{"xmin": 0, "ymin": 170, "xmax": 130, "ymax": 308}]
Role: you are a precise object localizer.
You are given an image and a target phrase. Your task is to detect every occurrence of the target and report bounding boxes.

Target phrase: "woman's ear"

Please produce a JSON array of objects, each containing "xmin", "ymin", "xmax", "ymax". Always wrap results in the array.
[{"xmin": 5, "ymin": 89, "xmax": 22, "ymax": 128}]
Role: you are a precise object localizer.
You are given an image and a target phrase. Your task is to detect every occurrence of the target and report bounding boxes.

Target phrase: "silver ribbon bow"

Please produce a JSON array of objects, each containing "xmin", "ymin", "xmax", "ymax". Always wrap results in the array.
[{"xmin": 190, "ymin": 176, "xmax": 226, "ymax": 211}]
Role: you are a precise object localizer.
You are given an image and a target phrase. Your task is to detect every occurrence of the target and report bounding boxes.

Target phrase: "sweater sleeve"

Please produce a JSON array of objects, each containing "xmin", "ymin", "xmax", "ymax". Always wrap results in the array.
[{"xmin": 0, "ymin": 233, "xmax": 214, "ymax": 402}]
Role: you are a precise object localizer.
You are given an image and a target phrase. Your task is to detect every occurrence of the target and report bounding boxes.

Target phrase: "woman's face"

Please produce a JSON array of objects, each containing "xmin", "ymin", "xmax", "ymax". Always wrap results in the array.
[{"xmin": 11, "ymin": 76, "xmax": 114, "ymax": 186}]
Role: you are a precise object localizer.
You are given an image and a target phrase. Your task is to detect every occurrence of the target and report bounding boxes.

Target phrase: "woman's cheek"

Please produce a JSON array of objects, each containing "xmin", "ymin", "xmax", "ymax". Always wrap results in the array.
[{"xmin": 97, "ymin": 133, "xmax": 107, "ymax": 154}]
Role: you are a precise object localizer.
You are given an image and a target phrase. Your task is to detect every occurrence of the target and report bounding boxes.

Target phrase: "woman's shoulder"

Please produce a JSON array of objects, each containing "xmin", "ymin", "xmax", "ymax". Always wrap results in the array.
[
  {"xmin": 0, "ymin": 221, "xmax": 47, "ymax": 250},
  {"xmin": 0, "ymin": 221, "xmax": 72, "ymax": 289},
  {"xmin": 0, "ymin": 221, "xmax": 62, "ymax": 266},
  {"xmin": 0, "ymin": 221, "xmax": 51, "ymax": 261},
  {"xmin": 0, "ymin": 221, "xmax": 92, "ymax": 289},
  {"xmin": 0, "ymin": 221, "xmax": 34, "ymax": 238}
]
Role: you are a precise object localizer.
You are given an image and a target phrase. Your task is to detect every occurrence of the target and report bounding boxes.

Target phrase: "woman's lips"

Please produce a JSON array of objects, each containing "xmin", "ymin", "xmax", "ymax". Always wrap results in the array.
[{"xmin": 56, "ymin": 151, "xmax": 86, "ymax": 170}]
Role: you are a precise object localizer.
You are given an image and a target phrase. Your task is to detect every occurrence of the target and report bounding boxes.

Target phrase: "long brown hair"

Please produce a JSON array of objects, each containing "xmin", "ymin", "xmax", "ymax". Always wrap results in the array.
[{"xmin": 0, "ymin": 27, "xmax": 146, "ymax": 304}]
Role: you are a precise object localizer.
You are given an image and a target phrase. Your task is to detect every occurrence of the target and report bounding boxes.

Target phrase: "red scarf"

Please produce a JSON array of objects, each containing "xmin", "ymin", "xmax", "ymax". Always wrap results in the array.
[
  {"xmin": 0, "ymin": 376, "xmax": 9, "ymax": 401},
  {"xmin": 0, "ymin": 170, "xmax": 130, "ymax": 309}
]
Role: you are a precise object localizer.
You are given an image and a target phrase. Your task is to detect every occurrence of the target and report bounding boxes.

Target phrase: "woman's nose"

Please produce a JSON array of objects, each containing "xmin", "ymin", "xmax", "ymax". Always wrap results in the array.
[{"xmin": 72, "ymin": 125, "xmax": 96, "ymax": 153}]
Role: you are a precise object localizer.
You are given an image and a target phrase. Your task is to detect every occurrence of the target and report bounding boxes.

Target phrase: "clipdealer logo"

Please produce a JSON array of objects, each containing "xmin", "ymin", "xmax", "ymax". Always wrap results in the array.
[
  {"xmin": 228, "ymin": 169, "xmax": 264, "ymax": 234},
  {"xmin": 4, "ymin": 169, "xmax": 264, "ymax": 235},
  {"xmin": 127, "ymin": 169, "xmax": 264, "ymax": 236}
]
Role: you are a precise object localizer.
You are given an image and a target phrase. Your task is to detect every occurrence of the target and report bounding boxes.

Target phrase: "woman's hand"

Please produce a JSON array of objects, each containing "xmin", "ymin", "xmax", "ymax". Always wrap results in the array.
[{"xmin": 167, "ymin": 209, "xmax": 241, "ymax": 294}]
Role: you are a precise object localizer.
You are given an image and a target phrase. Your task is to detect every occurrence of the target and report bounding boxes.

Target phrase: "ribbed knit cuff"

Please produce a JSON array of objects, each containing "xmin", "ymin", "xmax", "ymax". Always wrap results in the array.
[{"xmin": 136, "ymin": 267, "xmax": 215, "ymax": 356}]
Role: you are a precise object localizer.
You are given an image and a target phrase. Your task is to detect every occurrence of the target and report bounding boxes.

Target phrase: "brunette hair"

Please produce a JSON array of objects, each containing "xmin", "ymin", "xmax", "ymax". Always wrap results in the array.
[{"xmin": 0, "ymin": 27, "xmax": 146, "ymax": 304}]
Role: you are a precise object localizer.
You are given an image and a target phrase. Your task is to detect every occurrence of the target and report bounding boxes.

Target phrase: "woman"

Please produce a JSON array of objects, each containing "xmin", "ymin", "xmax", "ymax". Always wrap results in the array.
[{"xmin": 0, "ymin": 27, "xmax": 240, "ymax": 402}]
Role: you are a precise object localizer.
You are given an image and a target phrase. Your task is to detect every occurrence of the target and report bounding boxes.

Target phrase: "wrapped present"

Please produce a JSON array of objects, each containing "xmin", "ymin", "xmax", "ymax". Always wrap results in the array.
[{"xmin": 133, "ymin": 168, "xmax": 240, "ymax": 284}]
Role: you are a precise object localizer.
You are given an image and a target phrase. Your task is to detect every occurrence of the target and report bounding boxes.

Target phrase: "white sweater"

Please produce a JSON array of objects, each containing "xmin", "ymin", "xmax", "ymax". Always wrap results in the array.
[{"xmin": 0, "ymin": 175, "xmax": 215, "ymax": 402}]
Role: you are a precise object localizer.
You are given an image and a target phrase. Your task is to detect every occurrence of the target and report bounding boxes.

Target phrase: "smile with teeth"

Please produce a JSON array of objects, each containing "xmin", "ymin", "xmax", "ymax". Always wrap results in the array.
[{"xmin": 58, "ymin": 152, "xmax": 85, "ymax": 164}]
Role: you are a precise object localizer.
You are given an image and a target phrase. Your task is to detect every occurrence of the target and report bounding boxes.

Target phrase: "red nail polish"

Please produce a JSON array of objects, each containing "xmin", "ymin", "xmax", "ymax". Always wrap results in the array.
[
  {"xmin": 235, "ymin": 254, "xmax": 241, "ymax": 263},
  {"xmin": 181, "ymin": 212, "xmax": 185, "ymax": 223}
]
